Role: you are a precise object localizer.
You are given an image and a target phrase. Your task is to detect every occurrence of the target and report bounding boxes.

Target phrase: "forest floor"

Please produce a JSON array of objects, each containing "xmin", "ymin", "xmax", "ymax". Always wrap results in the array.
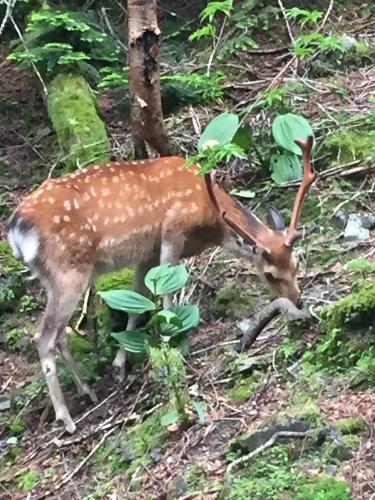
[{"xmin": 1, "ymin": 2, "xmax": 375, "ymax": 499}]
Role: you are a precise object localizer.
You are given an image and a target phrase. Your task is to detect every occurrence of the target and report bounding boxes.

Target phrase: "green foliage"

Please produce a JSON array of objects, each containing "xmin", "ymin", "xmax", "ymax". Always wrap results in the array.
[
  {"xmin": 149, "ymin": 344, "xmax": 190, "ymax": 424},
  {"xmin": 225, "ymin": 445, "xmax": 350, "ymax": 500},
  {"xmin": 17, "ymin": 470, "xmax": 39, "ymax": 491},
  {"xmin": 272, "ymin": 114, "xmax": 314, "ymax": 156},
  {"xmin": 8, "ymin": 4, "xmax": 120, "ymax": 81},
  {"xmin": 324, "ymin": 129, "xmax": 375, "ymax": 164},
  {"xmin": 286, "ymin": 8, "xmax": 323, "ymax": 27},
  {"xmin": 0, "ymin": 242, "xmax": 25, "ymax": 314},
  {"xmin": 145, "ymin": 264, "xmax": 189, "ymax": 295},
  {"xmin": 99, "ymin": 264, "xmax": 200, "ymax": 354},
  {"xmin": 188, "ymin": 0, "xmax": 233, "ymax": 43},
  {"xmin": 187, "ymin": 112, "xmax": 314, "ymax": 185}
]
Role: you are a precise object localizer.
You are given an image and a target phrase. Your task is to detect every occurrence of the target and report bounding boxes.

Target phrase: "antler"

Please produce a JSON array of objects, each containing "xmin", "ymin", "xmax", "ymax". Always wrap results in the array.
[
  {"xmin": 285, "ymin": 135, "xmax": 316, "ymax": 247},
  {"xmin": 204, "ymin": 171, "xmax": 271, "ymax": 251}
]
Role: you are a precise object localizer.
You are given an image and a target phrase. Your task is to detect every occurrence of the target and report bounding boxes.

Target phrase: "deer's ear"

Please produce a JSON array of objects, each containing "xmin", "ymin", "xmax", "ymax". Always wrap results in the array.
[{"xmin": 266, "ymin": 207, "xmax": 285, "ymax": 231}]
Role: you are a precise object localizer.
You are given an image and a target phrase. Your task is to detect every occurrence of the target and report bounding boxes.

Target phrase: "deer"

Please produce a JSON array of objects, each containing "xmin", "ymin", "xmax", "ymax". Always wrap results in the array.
[{"xmin": 5, "ymin": 136, "xmax": 316, "ymax": 434}]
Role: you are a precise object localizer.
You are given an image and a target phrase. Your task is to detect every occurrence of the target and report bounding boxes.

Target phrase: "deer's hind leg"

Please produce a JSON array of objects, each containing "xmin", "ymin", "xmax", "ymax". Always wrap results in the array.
[{"xmin": 36, "ymin": 267, "xmax": 92, "ymax": 433}]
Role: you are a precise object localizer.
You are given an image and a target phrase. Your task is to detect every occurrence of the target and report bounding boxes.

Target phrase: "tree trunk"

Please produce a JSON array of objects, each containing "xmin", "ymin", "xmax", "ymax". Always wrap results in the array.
[
  {"xmin": 46, "ymin": 72, "xmax": 110, "ymax": 171},
  {"xmin": 127, "ymin": 0, "xmax": 171, "ymax": 158}
]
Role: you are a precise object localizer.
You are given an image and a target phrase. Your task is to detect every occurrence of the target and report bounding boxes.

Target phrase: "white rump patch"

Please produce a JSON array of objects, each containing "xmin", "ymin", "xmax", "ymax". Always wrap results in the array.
[{"xmin": 8, "ymin": 226, "xmax": 40, "ymax": 264}]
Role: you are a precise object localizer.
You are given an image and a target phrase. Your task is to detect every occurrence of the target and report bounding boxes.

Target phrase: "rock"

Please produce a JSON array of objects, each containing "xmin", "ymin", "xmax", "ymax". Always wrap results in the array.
[
  {"xmin": 318, "ymin": 424, "xmax": 354, "ymax": 461},
  {"xmin": 231, "ymin": 418, "xmax": 312, "ymax": 453},
  {"xmin": 342, "ymin": 213, "xmax": 369, "ymax": 245},
  {"xmin": 0, "ymin": 395, "xmax": 10, "ymax": 411}
]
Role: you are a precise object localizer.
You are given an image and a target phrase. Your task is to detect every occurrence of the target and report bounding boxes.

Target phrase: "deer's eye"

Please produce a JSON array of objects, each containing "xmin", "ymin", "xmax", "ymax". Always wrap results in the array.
[{"xmin": 264, "ymin": 272, "xmax": 281, "ymax": 284}]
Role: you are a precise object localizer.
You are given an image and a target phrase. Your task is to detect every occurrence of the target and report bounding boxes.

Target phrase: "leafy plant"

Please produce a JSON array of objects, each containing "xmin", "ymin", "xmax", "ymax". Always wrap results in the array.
[
  {"xmin": 98, "ymin": 264, "xmax": 199, "ymax": 355},
  {"xmin": 286, "ymin": 8, "xmax": 324, "ymax": 27},
  {"xmin": 99, "ymin": 264, "xmax": 204, "ymax": 426},
  {"xmin": 8, "ymin": 4, "xmax": 120, "ymax": 80},
  {"xmin": 185, "ymin": 111, "xmax": 314, "ymax": 185}
]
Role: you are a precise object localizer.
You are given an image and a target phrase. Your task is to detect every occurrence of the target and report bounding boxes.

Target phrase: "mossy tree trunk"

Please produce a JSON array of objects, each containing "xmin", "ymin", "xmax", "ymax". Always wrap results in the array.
[
  {"xmin": 127, "ymin": 0, "xmax": 172, "ymax": 158},
  {"xmin": 46, "ymin": 72, "xmax": 110, "ymax": 171}
]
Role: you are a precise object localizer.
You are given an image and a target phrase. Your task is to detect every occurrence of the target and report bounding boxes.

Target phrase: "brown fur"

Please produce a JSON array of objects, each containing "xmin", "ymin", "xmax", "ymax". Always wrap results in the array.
[{"xmin": 6, "ymin": 154, "xmax": 313, "ymax": 433}]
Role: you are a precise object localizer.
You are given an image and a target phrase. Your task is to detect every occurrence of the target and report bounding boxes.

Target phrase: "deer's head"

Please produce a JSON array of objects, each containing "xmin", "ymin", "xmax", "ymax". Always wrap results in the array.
[{"xmin": 205, "ymin": 136, "xmax": 316, "ymax": 305}]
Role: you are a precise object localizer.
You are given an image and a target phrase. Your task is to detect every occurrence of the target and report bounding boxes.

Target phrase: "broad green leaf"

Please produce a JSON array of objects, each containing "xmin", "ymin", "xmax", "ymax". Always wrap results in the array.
[
  {"xmin": 98, "ymin": 290, "xmax": 156, "ymax": 313},
  {"xmin": 111, "ymin": 330, "xmax": 153, "ymax": 353},
  {"xmin": 198, "ymin": 113, "xmax": 239, "ymax": 152},
  {"xmin": 270, "ymin": 152, "xmax": 302, "ymax": 184},
  {"xmin": 272, "ymin": 113, "xmax": 314, "ymax": 155},
  {"xmin": 192, "ymin": 401, "xmax": 206, "ymax": 423},
  {"xmin": 145, "ymin": 264, "xmax": 189, "ymax": 295},
  {"xmin": 147, "ymin": 310, "xmax": 183, "ymax": 328},
  {"xmin": 160, "ymin": 305, "xmax": 200, "ymax": 335},
  {"xmin": 229, "ymin": 189, "xmax": 256, "ymax": 199},
  {"xmin": 232, "ymin": 124, "xmax": 253, "ymax": 150},
  {"xmin": 161, "ymin": 411, "xmax": 180, "ymax": 426}
]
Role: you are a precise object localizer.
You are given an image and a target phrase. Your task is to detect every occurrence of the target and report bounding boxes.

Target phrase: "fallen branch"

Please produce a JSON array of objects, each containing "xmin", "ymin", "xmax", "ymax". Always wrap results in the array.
[
  {"xmin": 236, "ymin": 298, "xmax": 310, "ymax": 351},
  {"xmin": 226, "ymin": 430, "xmax": 308, "ymax": 479}
]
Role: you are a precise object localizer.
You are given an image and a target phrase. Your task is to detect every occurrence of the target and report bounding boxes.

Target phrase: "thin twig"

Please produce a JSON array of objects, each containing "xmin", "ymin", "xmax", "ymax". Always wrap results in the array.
[
  {"xmin": 226, "ymin": 430, "xmax": 308, "ymax": 478},
  {"xmin": 277, "ymin": 0, "xmax": 295, "ymax": 45},
  {"xmin": 320, "ymin": 0, "xmax": 335, "ymax": 29},
  {"xmin": 9, "ymin": 15, "xmax": 48, "ymax": 95},
  {"xmin": 0, "ymin": 0, "xmax": 16, "ymax": 35}
]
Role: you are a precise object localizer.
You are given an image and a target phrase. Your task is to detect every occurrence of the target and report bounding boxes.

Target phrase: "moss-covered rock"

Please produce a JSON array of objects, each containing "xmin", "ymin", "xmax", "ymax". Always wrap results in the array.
[
  {"xmin": 46, "ymin": 72, "xmax": 110, "ymax": 171},
  {"xmin": 322, "ymin": 279, "xmax": 375, "ymax": 329},
  {"xmin": 334, "ymin": 416, "xmax": 367, "ymax": 435},
  {"xmin": 211, "ymin": 280, "xmax": 254, "ymax": 318},
  {"xmin": 95, "ymin": 268, "xmax": 135, "ymax": 293}
]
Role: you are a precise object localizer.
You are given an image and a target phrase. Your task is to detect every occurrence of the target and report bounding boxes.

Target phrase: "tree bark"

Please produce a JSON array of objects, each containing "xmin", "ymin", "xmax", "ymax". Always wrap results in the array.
[{"xmin": 127, "ymin": 0, "xmax": 171, "ymax": 158}]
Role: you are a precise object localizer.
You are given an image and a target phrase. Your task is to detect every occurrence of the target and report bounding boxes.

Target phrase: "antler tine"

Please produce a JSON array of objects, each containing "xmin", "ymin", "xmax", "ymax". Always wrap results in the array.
[{"xmin": 285, "ymin": 135, "xmax": 317, "ymax": 247}]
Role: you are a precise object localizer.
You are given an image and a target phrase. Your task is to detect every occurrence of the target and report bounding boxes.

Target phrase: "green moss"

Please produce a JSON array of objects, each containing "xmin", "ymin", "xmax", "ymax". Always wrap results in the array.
[
  {"xmin": 95, "ymin": 268, "xmax": 135, "ymax": 293},
  {"xmin": 211, "ymin": 280, "xmax": 254, "ymax": 318},
  {"xmin": 334, "ymin": 416, "xmax": 367, "ymax": 435},
  {"xmin": 341, "ymin": 434, "xmax": 361, "ymax": 451},
  {"xmin": 287, "ymin": 399, "xmax": 322, "ymax": 424},
  {"xmin": 67, "ymin": 331, "xmax": 92, "ymax": 357},
  {"xmin": 46, "ymin": 72, "xmax": 110, "ymax": 172},
  {"xmin": 322, "ymin": 279, "xmax": 375, "ymax": 329},
  {"xmin": 93, "ymin": 408, "xmax": 168, "ymax": 489},
  {"xmin": 227, "ymin": 371, "xmax": 261, "ymax": 403},
  {"xmin": 324, "ymin": 129, "xmax": 375, "ymax": 164}
]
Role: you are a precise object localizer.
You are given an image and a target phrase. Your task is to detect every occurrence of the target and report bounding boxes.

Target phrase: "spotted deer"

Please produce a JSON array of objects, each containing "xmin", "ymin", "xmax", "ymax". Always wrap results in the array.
[{"xmin": 6, "ymin": 136, "xmax": 315, "ymax": 433}]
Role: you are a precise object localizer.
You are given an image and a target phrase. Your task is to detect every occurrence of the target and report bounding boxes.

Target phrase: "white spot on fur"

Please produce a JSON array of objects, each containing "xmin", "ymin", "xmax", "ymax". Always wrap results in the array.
[
  {"xmin": 64, "ymin": 200, "xmax": 71, "ymax": 210},
  {"xmin": 63, "ymin": 215, "xmax": 70, "ymax": 222},
  {"xmin": 196, "ymin": 183, "xmax": 202, "ymax": 190},
  {"xmin": 73, "ymin": 199, "xmax": 80, "ymax": 209},
  {"xmin": 53, "ymin": 215, "xmax": 61, "ymax": 223}
]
